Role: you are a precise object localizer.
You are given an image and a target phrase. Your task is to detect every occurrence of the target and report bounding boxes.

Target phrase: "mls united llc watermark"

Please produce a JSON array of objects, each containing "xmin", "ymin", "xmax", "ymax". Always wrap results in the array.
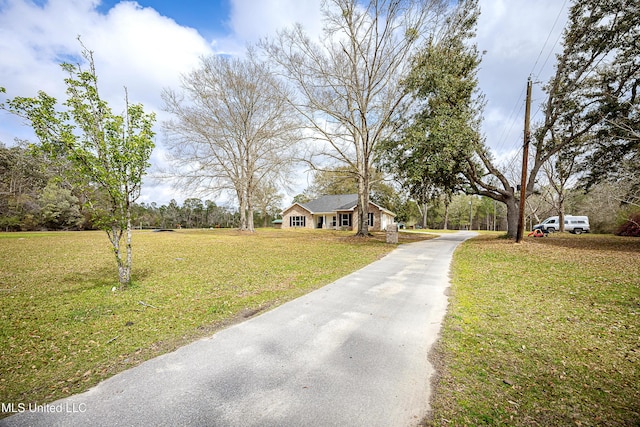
[{"xmin": 2, "ymin": 402, "xmax": 87, "ymax": 414}]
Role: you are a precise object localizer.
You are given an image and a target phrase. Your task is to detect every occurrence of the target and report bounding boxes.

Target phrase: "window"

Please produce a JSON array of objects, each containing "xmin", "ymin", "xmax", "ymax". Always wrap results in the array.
[
  {"xmin": 290, "ymin": 216, "xmax": 306, "ymax": 227},
  {"xmin": 331, "ymin": 216, "xmax": 337, "ymax": 227},
  {"xmin": 368, "ymin": 212, "xmax": 374, "ymax": 227},
  {"xmin": 340, "ymin": 213, "xmax": 351, "ymax": 227}
]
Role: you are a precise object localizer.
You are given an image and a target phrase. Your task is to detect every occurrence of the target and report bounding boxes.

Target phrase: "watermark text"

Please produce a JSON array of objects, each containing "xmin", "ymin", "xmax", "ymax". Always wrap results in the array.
[{"xmin": 1, "ymin": 402, "xmax": 87, "ymax": 414}]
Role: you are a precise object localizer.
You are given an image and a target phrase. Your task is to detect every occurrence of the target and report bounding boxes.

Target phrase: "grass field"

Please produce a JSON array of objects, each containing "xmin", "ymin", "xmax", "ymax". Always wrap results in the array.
[
  {"xmin": 0, "ymin": 228, "xmax": 430, "ymax": 412},
  {"xmin": 426, "ymin": 233, "xmax": 640, "ymax": 426},
  {"xmin": 3, "ymin": 229, "xmax": 638, "ymax": 425}
]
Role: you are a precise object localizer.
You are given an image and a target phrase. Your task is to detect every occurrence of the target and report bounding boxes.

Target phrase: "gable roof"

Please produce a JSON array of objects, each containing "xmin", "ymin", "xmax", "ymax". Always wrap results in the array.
[
  {"xmin": 287, "ymin": 194, "xmax": 395, "ymax": 217},
  {"xmin": 301, "ymin": 194, "xmax": 358, "ymax": 213}
]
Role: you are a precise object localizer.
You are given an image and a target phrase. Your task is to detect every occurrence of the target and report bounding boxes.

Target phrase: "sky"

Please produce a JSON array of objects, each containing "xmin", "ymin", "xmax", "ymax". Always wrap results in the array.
[{"xmin": 0, "ymin": 0, "xmax": 569, "ymax": 206}]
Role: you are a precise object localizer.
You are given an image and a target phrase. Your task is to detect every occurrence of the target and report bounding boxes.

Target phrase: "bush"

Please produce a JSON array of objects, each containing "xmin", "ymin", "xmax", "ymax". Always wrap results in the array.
[{"xmin": 615, "ymin": 210, "xmax": 640, "ymax": 236}]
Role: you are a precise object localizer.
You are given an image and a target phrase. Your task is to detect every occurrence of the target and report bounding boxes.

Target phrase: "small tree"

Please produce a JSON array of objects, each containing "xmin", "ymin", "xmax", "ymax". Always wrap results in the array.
[{"xmin": 2, "ymin": 45, "xmax": 155, "ymax": 288}]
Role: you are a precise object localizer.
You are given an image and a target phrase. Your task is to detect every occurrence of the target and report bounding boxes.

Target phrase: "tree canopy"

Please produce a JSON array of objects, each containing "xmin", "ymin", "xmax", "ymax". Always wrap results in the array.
[{"xmin": 378, "ymin": 0, "xmax": 481, "ymax": 209}]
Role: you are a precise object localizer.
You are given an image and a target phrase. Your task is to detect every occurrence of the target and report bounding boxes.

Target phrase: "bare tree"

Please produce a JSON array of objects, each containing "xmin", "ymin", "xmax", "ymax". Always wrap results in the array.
[
  {"xmin": 253, "ymin": 182, "xmax": 284, "ymax": 227},
  {"xmin": 162, "ymin": 51, "xmax": 300, "ymax": 232},
  {"xmin": 541, "ymin": 147, "xmax": 580, "ymax": 232},
  {"xmin": 262, "ymin": 0, "xmax": 448, "ymax": 236}
]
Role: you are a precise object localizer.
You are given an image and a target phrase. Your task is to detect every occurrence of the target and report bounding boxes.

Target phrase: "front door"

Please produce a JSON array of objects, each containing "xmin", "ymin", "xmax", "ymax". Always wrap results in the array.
[{"xmin": 317, "ymin": 216, "xmax": 324, "ymax": 229}]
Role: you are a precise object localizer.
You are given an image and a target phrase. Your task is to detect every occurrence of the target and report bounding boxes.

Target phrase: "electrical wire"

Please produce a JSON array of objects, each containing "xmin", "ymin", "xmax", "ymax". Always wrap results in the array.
[{"xmin": 490, "ymin": 0, "xmax": 569, "ymax": 166}]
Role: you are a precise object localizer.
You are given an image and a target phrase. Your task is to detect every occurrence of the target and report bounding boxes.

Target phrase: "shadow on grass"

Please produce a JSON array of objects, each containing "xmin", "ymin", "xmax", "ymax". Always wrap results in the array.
[
  {"xmin": 529, "ymin": 233, "xmax": 640, "ymax": 253},
  {"xmin": 61, "ymin": 268, "xmax": 151, "ymax": 293}
]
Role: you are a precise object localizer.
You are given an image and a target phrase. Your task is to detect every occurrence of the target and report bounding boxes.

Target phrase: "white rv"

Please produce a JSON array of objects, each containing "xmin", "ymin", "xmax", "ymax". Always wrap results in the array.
[{"xmin": 533, "ymin": 215, "xmax": 590, "ymax": 234}]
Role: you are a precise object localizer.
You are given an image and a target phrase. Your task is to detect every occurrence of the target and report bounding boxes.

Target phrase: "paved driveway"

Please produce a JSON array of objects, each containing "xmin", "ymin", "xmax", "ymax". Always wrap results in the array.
[{"xmin": 1, "ymin": 232, "xmax": 475, "ymax": 427}]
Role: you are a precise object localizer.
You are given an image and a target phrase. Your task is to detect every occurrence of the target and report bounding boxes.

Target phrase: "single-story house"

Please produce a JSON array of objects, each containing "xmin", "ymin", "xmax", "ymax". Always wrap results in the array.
[{"xmin": 281, "ymin": 194, "xmax": 396, "ymax": 232}]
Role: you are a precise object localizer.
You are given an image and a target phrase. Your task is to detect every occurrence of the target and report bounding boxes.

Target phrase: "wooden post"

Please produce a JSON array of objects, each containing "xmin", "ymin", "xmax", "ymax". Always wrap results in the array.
[{"xmin": 516, "ymin": 79, "xmax": 532, "ymax": 243}]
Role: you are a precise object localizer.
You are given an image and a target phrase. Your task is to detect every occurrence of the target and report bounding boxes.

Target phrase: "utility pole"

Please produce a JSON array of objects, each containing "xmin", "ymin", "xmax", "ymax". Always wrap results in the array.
[{"xmin": 516, "ymin": 78, "xmax": 532, "ymax": 243}]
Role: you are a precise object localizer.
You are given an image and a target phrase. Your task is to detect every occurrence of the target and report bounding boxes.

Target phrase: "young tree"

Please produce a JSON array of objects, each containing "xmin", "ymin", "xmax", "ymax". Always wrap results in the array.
[
  {"xmin": 2, "ymin": 46, "xmax": 155, "ymax": 288},
  {"xmin": 162, "ymin": 52, "xmax": 300, "ymax": 232},
  {"xmin": 262, "ymin": 0, "xmax": 449, "ymax": 236}
]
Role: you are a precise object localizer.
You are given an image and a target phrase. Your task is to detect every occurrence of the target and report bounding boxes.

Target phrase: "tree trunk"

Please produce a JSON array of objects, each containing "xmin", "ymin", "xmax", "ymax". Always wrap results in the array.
[
  {"xmin": 124, "ymin": 206, "xmax": 133, "ymax": 287},
  {"xmin": 108, "ymin": 224, "xmax": 130, "ymax": 289},
  {"xmin": 356, "ymin": 173, "xmax": 369, "ymax": 237},
  {"xmin": 444, "ymin": 203, "xmax": 449, "ymax": 230},
  {"xmin": 559, "ymin": 197, "xmax": 565, "ymax": 233},
  {"xmin": 247, "ymin": 196, "xmax": 255, "ymax": 232},
  {"xmin": 505, "ymin": 196, "xmax": 519, "ymax": 239},
  {"xmin": 238, "ymin": 192, "xmax": 247, "ymax": 231}
]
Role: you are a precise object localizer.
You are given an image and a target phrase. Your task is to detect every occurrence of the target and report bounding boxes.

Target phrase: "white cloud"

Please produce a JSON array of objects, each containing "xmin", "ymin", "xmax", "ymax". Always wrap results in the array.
[
  {"xmin": 0, "ymin": 0, "xmax": 569, "ymax": 205},
  {"xmin": 0, "ymin": 0, "xmax": 214, "ymax": 204},
  {"xmin": 228, "ymin": 0, "xmax": 322, "ymax": 42},
  {"xmin": 476, "ymin": 0, "xmax": 568, "ymax": 155},
  {"xmin": 0, "ymin": 0, "xmax": 326, "ymax": 204},
  {"xmin": 208, "ymin": 0, "xmax": 323, "ymax": 56}
]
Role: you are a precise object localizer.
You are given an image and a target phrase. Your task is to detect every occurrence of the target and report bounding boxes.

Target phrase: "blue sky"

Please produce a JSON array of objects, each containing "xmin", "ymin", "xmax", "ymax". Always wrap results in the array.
[
  {"xmin": 96, "ymin": 0, "xmax": 232, "ymax": 38},
  {"xmin": 0, "ymin": 0, "xmax": 569, "ymax": 205}
]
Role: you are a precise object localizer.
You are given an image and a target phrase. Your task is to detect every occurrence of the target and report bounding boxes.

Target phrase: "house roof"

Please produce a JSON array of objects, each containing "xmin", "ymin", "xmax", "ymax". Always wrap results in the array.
[
  {"xmin": 301, "ymin": 194, "xmax": 358, "ymax": 213},
  {"xmin": 286, "ymin": 194, "xmax": 394, "ymax": 216}
]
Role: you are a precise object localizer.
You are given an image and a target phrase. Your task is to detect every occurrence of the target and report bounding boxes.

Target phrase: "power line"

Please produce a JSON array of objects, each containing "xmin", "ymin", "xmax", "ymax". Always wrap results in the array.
[
  {"xmin": 530, "ymin": 0, "xmax": 569, "ymax": 80},
  {"xmin": 492, "ymin": 0, "xmax": 569, "ymax": 158}
]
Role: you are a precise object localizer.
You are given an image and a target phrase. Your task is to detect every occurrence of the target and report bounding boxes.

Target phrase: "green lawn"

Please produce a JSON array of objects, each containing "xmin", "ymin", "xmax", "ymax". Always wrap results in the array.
[
  {"xmin": 0, "ymin": 228, "xmax": 430, "ymax": 411},
  {"xmin": 426, "ymin": 233, "xmax": 640, "ymax": 426},
  {"xmin": 5, "ymin": 229, "xmax": 637, "ymax": 425}
]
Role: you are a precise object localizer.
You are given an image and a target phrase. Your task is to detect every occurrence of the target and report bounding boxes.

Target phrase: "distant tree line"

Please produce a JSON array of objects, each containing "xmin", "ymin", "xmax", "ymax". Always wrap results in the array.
[
  {"xmin": 131, "ymin": 199, "xmax": 279, "ymax": 230},
  {"xmin": 0, "ymin": 143, "xmax": 288, "ymax": 231}
]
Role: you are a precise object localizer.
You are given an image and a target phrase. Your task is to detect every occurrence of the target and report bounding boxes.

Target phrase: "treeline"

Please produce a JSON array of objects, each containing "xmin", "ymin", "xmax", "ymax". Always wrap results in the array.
[
  {"xmin": 132, "ymin": 199, "xmax": 247, "ymax": 230},
  {"xmin": 0, "ymin": 143, "xmax": 274, "ymax": 231}
]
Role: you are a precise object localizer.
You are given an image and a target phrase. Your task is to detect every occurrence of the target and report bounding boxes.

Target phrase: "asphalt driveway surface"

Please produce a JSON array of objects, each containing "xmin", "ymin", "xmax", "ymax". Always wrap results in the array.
[{"xmin": 1, "ymin": 231, "xmax": 475, "ymax": 427}]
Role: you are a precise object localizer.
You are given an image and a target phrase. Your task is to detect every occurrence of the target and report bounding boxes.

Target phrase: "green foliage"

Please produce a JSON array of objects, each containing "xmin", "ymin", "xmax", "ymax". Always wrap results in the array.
[
  {"xmin": 39, "ymin": 181, "xmax": 84, "ymax": 230},
  {"xmin": 2, "ymin": 42, "xmax": 155, "ymax": 286},
  {"xmin": 0, "ymin": 143, "xmax": 49, "ymax": 231},
  {"xmin": 536, "ymin": 0, "xmax": 640, "ymax": 196},
  {"xmin": 378, "ymin": 0, "xmax": 482, "ymax": 203}
]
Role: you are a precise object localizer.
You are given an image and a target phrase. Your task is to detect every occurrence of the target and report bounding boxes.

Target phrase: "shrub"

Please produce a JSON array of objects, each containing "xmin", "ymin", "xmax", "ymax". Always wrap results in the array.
[{"xmin": 615, "ymin": 210, "xmax": 640, "ymax": 236}]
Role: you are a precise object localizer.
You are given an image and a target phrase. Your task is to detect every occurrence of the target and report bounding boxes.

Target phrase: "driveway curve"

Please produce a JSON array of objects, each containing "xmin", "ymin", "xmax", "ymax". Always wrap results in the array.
[{"xmin": 1, "ymin": 231, "xmax": 475, "ymax": 427}]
